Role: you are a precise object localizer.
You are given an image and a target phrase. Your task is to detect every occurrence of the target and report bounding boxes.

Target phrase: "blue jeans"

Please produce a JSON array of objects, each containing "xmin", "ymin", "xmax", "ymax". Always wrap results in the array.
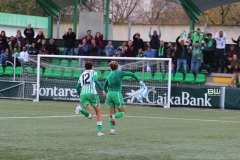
[
  {"xmin": 176, "ymin": 59, "xmax": 187, "ymax": 75},
  {"xmin": 0, "ymin": 54, "xmax": 8, "ymax": 65},
  {"xmin": 64, "ymin": 47, "xmax": 74, "ymax": 55},
  {"xmin": 98, "ymin": 48, "xmax": 102, "ymax": 56},
  {"xmin": 190, "ymin": 59, "xmax": 201, "ymax": 75}
]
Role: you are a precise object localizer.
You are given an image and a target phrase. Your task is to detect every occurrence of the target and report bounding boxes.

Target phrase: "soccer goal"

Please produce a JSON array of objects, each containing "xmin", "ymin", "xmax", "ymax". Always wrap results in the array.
[{"xmin": 33, "ymin": 55, "xmax": 172, "ymax": 108}]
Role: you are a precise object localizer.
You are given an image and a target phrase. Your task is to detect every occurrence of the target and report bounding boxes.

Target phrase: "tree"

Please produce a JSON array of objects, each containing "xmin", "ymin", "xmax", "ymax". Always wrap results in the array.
[
  {"xmin": 112, "ymin": 0, "xmax": 142, "ymax": 24},
  {"xmin": 136, "ymin": 0, "xmax": 188, "ymax": 24},
  {"xmin": 200, "ymin": 2, "xmax": 240, "ymax": 25},
  {"xmin": 0, "ymin": 0, "xmax": 45, "ymax": 16}
]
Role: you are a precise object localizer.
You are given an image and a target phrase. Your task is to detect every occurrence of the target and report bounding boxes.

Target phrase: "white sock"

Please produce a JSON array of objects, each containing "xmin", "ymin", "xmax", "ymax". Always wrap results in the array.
[
  {"xmin": 97, "ymin": 121, "xmax": 102, "ymax": 126},
  {"xmin": 112, "ymin": 114, "xmax": 115, "ymax": 119},
  {"xmin": 110, "ymin": 129, "xmax": 115, "ymax": 132}
]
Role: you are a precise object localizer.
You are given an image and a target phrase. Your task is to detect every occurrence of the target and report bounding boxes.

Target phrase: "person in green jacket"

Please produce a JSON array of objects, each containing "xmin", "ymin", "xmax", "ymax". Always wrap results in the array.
[
  {"xmin": 203, "ymin": 33, "xmax": 216, "ymax": 71},
  {"xmin": 103, "ymin": 61, "xmax": 144, "ymax": 135}
]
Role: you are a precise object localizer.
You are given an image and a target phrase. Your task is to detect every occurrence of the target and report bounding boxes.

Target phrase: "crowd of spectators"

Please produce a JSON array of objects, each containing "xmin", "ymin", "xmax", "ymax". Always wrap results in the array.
[{"xmin": 1, "ymin": 24, "xmax": 240, "ymax": 86}]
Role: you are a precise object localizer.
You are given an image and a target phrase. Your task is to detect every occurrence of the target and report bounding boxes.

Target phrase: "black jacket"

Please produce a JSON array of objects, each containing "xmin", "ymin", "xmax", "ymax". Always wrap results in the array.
[
  {"xmin": 24, "ymin": 28, "xmax": 35, "ymax": 44},
  {"xmin": 232, "ymin": 39, "xmax": 240, "ymax": 52},
  {"xmin": 176, "ymin": 36, "xmax": 188, "ymax": 59},
  {"xmin": 133, "ymin": 34, "xmax": 145, "ymax": 51},
  {"xmin": 62, "ymin": 32, "xmax": 76, "ymax": 48},
  {"xmin": 46, "ymin": 44, "xmax": 58, "ymax": 55},
  {"xmin": 150, "ymin": 35, "xmax": 160, "ymax": 49},
  {"xmin": 35, "ymin": 34, "xmax": 45, "ymax": 43}
]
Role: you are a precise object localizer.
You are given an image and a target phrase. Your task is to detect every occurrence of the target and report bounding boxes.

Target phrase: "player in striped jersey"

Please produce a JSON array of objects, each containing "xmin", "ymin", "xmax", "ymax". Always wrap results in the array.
[
  {"xmin": 103, "ymin": 61, "xmax": 145, "ymax": 135},
  {"xmin": 75, "ymin": 60, "xmax": 106, "ymax": 136}
]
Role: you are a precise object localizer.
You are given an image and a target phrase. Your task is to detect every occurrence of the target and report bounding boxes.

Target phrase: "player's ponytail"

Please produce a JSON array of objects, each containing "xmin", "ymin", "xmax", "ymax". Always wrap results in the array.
[
  {"xmin": 85, "ymin": 60, "xmax": 93, "ymax": 70},
  {"xmin": 109, "ymin": 61, "xmax": 118, "ymax": 70}
]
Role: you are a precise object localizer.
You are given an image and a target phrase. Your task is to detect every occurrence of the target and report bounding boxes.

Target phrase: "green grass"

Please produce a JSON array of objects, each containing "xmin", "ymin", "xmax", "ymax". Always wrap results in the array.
[{"xmin": 1, "ymin": 100, "xmax": 240, "ymax": 160}]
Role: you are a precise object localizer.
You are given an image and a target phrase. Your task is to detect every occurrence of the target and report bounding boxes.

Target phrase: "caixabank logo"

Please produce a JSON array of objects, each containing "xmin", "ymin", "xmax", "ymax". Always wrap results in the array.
[{"xmin": 123, "ymin": 87, "xmax": 216, "ymax": 107}]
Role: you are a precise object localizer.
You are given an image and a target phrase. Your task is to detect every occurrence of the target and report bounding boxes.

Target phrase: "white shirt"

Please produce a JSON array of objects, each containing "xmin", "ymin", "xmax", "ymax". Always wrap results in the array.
[
  {"xmin": 20, "ymin": 51, "xmax": 29, "ymax": 62},
  {"xmin": 215, "ymin": 32, "xmax": 227, "ymax": 49}
]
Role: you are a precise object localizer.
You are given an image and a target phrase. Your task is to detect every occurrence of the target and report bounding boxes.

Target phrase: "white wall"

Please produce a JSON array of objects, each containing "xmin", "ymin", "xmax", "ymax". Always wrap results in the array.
[
  {"xmin": 2, "ymin": 23, "xmax": 240, "ymax": 44},
  {"xmin": 0, "ymin": 25, "xmax": 47, "ymax": 38}
]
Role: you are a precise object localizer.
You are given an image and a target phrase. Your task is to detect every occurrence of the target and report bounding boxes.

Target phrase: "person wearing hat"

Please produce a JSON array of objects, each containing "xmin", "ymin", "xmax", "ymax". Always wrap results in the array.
[{"xmin": 203, "ymin": 33, "xmax": 216, "ymax": 71}]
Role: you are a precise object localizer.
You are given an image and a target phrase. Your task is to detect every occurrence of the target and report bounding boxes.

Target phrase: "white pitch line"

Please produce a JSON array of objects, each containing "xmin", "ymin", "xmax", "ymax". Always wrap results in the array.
[{"xmin": 0, "ymin": 114, "xmax": 239, "ymax": 124}]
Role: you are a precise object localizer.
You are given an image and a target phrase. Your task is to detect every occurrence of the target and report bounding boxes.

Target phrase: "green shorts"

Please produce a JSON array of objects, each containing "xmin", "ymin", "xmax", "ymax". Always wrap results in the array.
[
  {"xmin": 80, "ymin": 93, "xmax": 100, "ymax": 108},
  {"xmin": 106, "ymin": 91, "xmax": 125, "ymax": 108}
]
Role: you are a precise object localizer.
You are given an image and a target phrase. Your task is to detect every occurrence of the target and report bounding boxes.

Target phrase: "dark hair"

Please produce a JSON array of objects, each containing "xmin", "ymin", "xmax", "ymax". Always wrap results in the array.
[
  {"xmin": 68, "ymin": 28, "xmax": 72, "ymax": 31},
  {"xmin": 195, "ymin": 41, "xmax": 199, "ymax": 44},
  {"xmin": 207, "ymin": 33, "xmax": 212, "ymax": 37},
  {"xmin": 85, "ymin": 60, "xmax": 93, "ymax": 70},
  {"xmin": 87, "ymin": 30, "xmax": 91, "ymax": 33},
  {"xmin": 109, "ymin": 61, "xmax": 118, "ymax": 70}
]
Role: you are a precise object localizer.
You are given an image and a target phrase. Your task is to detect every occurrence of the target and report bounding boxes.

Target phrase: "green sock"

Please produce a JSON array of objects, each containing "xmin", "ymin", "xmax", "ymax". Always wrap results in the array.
[
  {"xmin": 114, "ymin": 112, "xmax": 125, "ymax": 118},
  {"xmin": 109, "ymin": 117, "xmax": 114, "ymax": 130},
  {"xmin": 80, "ymin": 108, "xmax": 91, "ymax": 118},
  {"xmin": 97, "ymin": 121, "xmax": 102, "ymax": 132}
]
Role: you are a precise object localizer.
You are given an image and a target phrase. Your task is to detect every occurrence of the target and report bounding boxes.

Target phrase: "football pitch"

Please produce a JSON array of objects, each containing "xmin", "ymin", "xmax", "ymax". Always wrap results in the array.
[{"xmin": 1, "ymin": 100, "xmax": 240, "ymax": 160}]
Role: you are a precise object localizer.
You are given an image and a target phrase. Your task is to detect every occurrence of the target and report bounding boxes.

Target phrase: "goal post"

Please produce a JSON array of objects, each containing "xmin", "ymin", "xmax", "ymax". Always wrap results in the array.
[{"xmin": 36, "ymin": 55, "xmax": 172, "ymax": 108}]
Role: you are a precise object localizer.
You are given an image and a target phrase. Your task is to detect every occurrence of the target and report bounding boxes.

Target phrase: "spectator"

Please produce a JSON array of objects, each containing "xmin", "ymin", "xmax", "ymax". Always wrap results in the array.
[
  {"xmin": 0, "ymin": 48, "xmax": 10, "ymax": 66},
  {"xmin": 24, "ymin": 24, "xmax": 35, "ymax": 44},
  {"xmin": 19, "ymin": 46, "xmax": 29, "ymax": 63},
  {"xmin": 228, "ymin": 54, "xmax": 240, "ymax": 87},
  {"xmin": 62, "ymin": 28, "xmax": 76, "ymax": 55},
  {"xmin": 14, "ymin": 30, "xmax": 25, "ymax": 47},
  {"xmin": 0, "ymin": 31, "xmax": 8, "ymax": 54},
  {"xmin": 136, "ymin": 48, "xmax": 144, "ymax": 58},
  {"xmin": 46, "ymin": 39, "xmax": 58, "ymax": 55},
  {"xmin": 204, "ymin": 33, "xmax": 216, "ymax": 71},
  {"xmin": 8, "ymin": 36, "xmax": 17, "ymax": 49},
  {"xmin": 83, "ymin": 30, "xmax": 94, "ymax": 45},
  {"xmin": 9, "ymin": 42, "xmax": 21, "ymax": 66},
  {"xmin": 28, "ymin": 42, "xmax": 39, "ymax": 55},
  {"xmin": 189, "ymin": 28, "xmax": 205, "ymax": 46},
  {"xmin": 114, "ymin": 48, "xmax": 124, "ymax": 57},
  {"xmin": 215, "ymin": 30, "xmax": 227, "ymax": 73},
  {"xmin": 125, "ymin": 40, "xmax": 135, "ymax": 57},
  {"xmin": 176, "ymin": 34, "xmax": 188, "ymax": 76},
  {"xmin": 38, "ymin": 39, "xmax": 48, "ymax": 54},
  {"xmin": 133, "ymin": 32, "xmax": 145, "ymax": 52},
  {"xmin": 156, "ymin": 40, "xmax": 167, "ymax": 73},
  {"xmin": 117, "ymin": 41, "xmax": 127, "ymax": 55},
  {"xmin": 171, "ymin": 52, "xmax": 177, "ymax": 74},
  {"xmin": 104, "ymin": 41, "xmax": 115, "ymax": 57},
  {"xmin": 89, "ymin": 39, "xmax": 98, "ymax": 56},
  {"xmin": 95, "ymin": 32, "xmax": 104, "ymax": 56},
  {"xmin": 189, "ymin": 41, "xmax": 203, "ymax": 76},
  {"xmin": 226, "ymin": 45, "xmax": 237, "ymax": 73},
  {"xmin": 166, "ymin": 42, "xmax": 175, "ymax": 58},
  {"xmin": 15, "ymin": 30, "xmax": 23, "ymax": 44},
  {"xmin": 148, "ymin": 25, "xmax": 161, "ymax": 56},
  {"xmin": 35, "ymin": 30, "xmax": 45, "ymax": 45},
  {"xmin": 77, "ymin": 38, "xmax": 89, "ymax": 56},
  {"xmin": 144, "ymin": 47, "xmax": 155, "ymax": 72},
  {"xmin": 231, "ymin": 36, "xmax": 240, "ymax": 57},
  {"xmin": 144, "ymin": 46, "xmax": 154, "ymax": 58}
]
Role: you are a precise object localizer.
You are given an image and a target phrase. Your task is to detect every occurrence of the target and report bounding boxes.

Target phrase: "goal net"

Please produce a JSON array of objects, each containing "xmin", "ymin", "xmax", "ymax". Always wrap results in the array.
[{"xmin": 33, "ymin": 55, "xmax": 171, "ymax": 108}]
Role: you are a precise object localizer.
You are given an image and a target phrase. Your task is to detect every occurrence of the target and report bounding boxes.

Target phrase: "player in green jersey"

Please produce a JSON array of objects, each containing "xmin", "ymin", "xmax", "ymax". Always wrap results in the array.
[
  {"xmin": 103, "ymin": 61, "xmax": 145, "ymax": 135},
  {"xmin": 75, "ymin": 60, "xmax": 106, "ymax": 136}
]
